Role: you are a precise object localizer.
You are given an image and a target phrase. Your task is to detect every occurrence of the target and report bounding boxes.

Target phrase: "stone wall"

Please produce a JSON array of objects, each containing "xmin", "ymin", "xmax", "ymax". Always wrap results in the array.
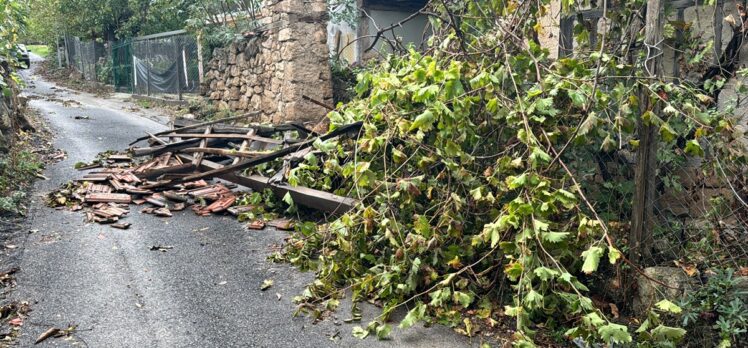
[{"xmin": 203, "ymin": 0, "xmax": 333, "ymax": 124}]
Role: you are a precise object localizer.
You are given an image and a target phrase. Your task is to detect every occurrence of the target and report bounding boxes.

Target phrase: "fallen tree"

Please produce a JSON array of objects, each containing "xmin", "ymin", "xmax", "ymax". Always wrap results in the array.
[{"xmin": 265, "ymin": 0, "xmax": 748, "ymax": 346}]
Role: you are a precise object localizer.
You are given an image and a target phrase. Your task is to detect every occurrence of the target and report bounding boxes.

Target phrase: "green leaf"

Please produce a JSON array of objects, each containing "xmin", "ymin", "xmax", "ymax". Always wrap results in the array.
[
  {"xmin": 533, "ymin": 267, "xmax": 560, "ymax": 281},
  {"xmin": 409, "ymin": 110, "xmax": 436, "ymax": 132},
  {"xmin": 578, "ymin": 113, "xmax": 600, "ymax": 137},
  {"xmin": 529, "ymin": 147, "xmax": 551, "ymax": 166},
  {"xmin": 534, "ymin": 97, "xmax": 559, "ymax": 116},
  {"xmin": 399, "ymin": 302, "xmax": 426, "ymax": 329},
  {"xmin": 654, "ymin": 299, "xmax": 682, "ymax": 314},
  {"xmin": 598, "ymin": 323, "xmax": 632, "ymax": 344},
  {"xmin": 684, "ymin": 139, "xmax": 704, "ymax": 156},
  {"xmin": 413, "ymin": 85, "xmax": 439, "ymax": 102},
  {"xmin": 352, "ymin": 326, "xmax": 369, "ymax": 339},
  {"xmin": 375, "ymin": 324, "xmax": 392, "ymax": 340},
  {"xmin": 608, "ymin": 246, "xmax": 621, "ymax": 264},
  {"xmin": 581, "ymin": 246, "xmax": 604, "ymax": 274},
  {"xmin": 453, "ymin": 291, "xmax": 474, "ymax": 308},
  {"xmin": 283, "ymin": 192, "xmax": 294, "ymax": 206},
  {"xmin": 541, "ymin": 231, "xmax": 569, "ymax": 243},
  {"xmin": 650, "ymin": 325, "xmax": 686, "ymax": 341},
  {"xmin": 659, "ymin": 123, "xmax": 677, "ymax": 142},
  {"xmin": 568, "ymin": 90, "xmax": 586, "ymax": 108}
]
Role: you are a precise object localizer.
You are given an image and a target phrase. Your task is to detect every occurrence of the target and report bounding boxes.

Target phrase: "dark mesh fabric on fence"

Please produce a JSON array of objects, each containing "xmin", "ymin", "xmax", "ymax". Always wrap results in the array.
[
  {"xmin": 62, "ymin": 36, "xmax": 107, "ymax": 82},
  {"xmin": 66, "ymin": 30, "xmax": 201, "ymax": 98},
  {"xmin": 129, "ymin": 31, "xmax": 201, "ymax": 99}
]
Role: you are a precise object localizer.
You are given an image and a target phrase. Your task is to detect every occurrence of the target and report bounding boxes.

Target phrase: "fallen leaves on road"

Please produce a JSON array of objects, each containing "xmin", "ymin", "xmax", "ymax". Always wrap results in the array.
[
  {"xmin": 34, "ymin": 325, "xmax": 77, "ymax": 345},
  {"xmin": 260, "ymin": 279, "xmax": 273, "ymax": 291},
  {"xmin": 0, "ymin": 268, "xmax": 19, "ymax": 288}
]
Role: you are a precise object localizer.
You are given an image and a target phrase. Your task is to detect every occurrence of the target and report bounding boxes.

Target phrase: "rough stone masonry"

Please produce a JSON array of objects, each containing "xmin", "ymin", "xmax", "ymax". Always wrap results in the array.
[{"xmin": 203, "ymin": 0, "xmax": 333, "ymax": 125}]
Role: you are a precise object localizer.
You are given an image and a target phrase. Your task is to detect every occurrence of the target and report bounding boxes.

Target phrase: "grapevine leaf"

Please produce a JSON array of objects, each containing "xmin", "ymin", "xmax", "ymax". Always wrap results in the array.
[
  {"xmin": 399, "ymin": 302, "xmax": 426, "ymax": 329},
  {"xmin": 581, "ymin": 246, "xmax": 604, "ymax": 274},
  {"xmin": 598, "ymin": 323, "xmax": 632, "ymax": 344},
  {"xmin": 409, "ymin": 110, "xmax": 436, "ymax": 132}
]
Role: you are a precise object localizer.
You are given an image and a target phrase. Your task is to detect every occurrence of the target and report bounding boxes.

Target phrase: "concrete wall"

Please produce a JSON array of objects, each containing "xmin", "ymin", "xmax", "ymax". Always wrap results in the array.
[{"xmin": 203, "ymin": 0, "xmax": 333, "ymax": 124}]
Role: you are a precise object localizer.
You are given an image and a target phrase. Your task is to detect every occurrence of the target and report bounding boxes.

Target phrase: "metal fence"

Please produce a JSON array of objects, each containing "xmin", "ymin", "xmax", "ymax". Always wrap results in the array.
[
  {"xmin": 113, "ymin": 30, "xmax": 201, "ymax": 100},
  {"xmin": 61, "ymin": 36, "xmax": 108, "ymax": 82},
  {"xmin": 59, "ymin": 30, "xmax": 202, "ymax": 100}
]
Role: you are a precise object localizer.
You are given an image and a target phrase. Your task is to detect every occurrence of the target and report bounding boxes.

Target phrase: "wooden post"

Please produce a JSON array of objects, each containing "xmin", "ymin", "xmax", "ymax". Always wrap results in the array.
[
  {"xmin": 558, "ymin": 15, "xmax": 574, "ymax": 58},
  {"xmin": 674, "ymin": 9, "xmax": 684, "ymax": 81},
  {"xmin": 713, "ymin": 3, "xmax": 723, "ymax": 65},
  {"xmin": 197, "ymin": 31, "xmax": 205, "ymax": 84},
  {"xmin": 63, "ymin": 35, "xmax": 70, "ymax": 67},
  {"xmin": 173, "ymin": 38, "xmax": 183, "ymax": 101},
  {"xmin": 146, "ymin": 40, "xmax": 152, "ymax": 97},
  {"xmin": 629, "ymin": 0, "xmax": 662, "ymax": 291}
]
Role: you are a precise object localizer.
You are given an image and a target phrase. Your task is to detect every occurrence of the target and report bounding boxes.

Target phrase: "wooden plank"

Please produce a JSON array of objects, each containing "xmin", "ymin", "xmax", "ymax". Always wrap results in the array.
[
  {"xmin": 628, "ymin": 0, "xmax": 662, "ymax": 305},
  {"xmin": 192, "ymin": 126, "xmax": 212, "ymax": 167},
  {"xmin": 233, "ymin": 129, "xmax": 256, "ymax": 165},
  {"xmin": 712, "ymin": 2, "xmax": 723, "ymax": 65},
  {"xmin": 179, "ymin": 154, "xmax": 356, "ymax": 214}
]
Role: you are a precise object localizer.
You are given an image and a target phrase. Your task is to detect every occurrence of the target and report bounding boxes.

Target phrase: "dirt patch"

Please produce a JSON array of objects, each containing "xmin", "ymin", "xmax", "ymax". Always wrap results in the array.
[{"xmin": 35, "ymin": 60, "xmax": 112, "ymax": 98}]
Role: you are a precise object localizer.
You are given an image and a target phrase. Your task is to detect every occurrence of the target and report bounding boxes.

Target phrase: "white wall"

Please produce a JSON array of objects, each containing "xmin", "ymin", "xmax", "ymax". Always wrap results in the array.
[{"xmin": 328, "ymin": 7, "xmax": 430, "ymax": 64}]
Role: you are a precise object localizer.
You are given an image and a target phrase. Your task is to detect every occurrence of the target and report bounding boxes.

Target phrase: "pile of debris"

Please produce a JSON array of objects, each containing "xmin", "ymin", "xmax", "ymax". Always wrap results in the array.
[{"xmin": 47, "ymin": 113, "xmax": 361, "ymax": 229}]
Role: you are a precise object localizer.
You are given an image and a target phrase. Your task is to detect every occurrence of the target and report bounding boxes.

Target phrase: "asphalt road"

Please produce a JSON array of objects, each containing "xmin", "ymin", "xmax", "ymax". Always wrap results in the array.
[{"xmin": 10, "ymin": 55, "xmax": 477, "ymax": 347}]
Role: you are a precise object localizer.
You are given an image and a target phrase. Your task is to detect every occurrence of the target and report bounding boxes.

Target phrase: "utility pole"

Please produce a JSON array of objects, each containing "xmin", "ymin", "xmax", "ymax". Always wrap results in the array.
[{"xmin": 628, "ymin": 0, "xmax": 662, "ymax": 301}]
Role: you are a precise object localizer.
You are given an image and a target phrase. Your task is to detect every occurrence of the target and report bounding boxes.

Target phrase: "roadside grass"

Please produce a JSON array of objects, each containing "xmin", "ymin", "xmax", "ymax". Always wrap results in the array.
[
  {"xmin": 0, "ymin": 135, "xmax": 43, "ymax": 214},
  {"xmin": 26, "ymin": 45, "xmax": 49, "ymax": 58}
]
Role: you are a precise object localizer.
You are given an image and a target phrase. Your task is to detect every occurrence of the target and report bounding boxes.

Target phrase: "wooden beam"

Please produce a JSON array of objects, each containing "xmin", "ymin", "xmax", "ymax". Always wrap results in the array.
[
  {"xmin": 233, "ymin": 129, "xmax": 257, "ymax": 165},
  {"xmin": 192, "ymin": 126, "xmax": 212, "ymax": 167},
  {"xmin": 628, "ymin": 0, "xmax": 662, "ymax": 304},
  {"xmin": 177, "ymin": 154, "xmax": 356, "ymax": 214},
  {"xmin": 132, "ymin": 138, "xmax": 232, "ymax": 157},
  {"xmin": 182, "ymin": 147, "xmax": 268, "ymax": 157},
  {"xmin": 129, "ymin": 112, "xmax": 261, "ymax": 146},
  {"xmin": 158, "ymin": 133, "xmax": 284, "ymax": 145}
]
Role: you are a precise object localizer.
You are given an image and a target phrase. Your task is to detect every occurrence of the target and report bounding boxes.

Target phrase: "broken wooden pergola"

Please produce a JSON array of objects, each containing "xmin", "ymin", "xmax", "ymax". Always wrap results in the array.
[{"xmin": 128, "ymin": 113, "xmax": 361, "ymax": 214}]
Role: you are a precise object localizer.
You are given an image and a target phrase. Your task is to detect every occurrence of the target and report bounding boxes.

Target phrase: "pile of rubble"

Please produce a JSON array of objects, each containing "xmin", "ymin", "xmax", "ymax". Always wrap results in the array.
[{"xmin": 47, "ymin": 114, "xmax": 361, "ymax": 229}]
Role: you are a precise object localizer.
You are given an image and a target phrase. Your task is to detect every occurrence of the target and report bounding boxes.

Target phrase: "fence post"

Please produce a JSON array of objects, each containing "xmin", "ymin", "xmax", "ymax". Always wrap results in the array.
[
  {"xmin": 558, "ymin": 15, "xmax": 574, "ymax": 58},
  {"xmin": 197, "ymin": 31, "xmax": 204, "ymax": 84},
  {"xmin": 77, "ymin": 39, "xmax": 84, "ymax": 79},
  {"xmin": 174, "ymin": 37, "xmax": 183, "ymax": 101},
  {"xmin": 57, "ymin": 37, "xmax": 63, "ymax": 68},
  {"xmin": 63, "ymin": 36, "xmax": 70, "ymax": 67},
  {"xmin": 146, "ymin": 40, "xmax": 152, "ymax": 97},
  {"xmin": 628, "ymin": 0, "xmax": 662, "ymax": 304}
]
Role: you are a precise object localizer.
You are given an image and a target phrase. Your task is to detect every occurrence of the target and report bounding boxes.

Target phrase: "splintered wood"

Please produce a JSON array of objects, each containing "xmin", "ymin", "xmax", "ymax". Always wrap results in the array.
[{"xmin": 48, "ymin": 117, "xmax": 362, "ymax": 230}]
